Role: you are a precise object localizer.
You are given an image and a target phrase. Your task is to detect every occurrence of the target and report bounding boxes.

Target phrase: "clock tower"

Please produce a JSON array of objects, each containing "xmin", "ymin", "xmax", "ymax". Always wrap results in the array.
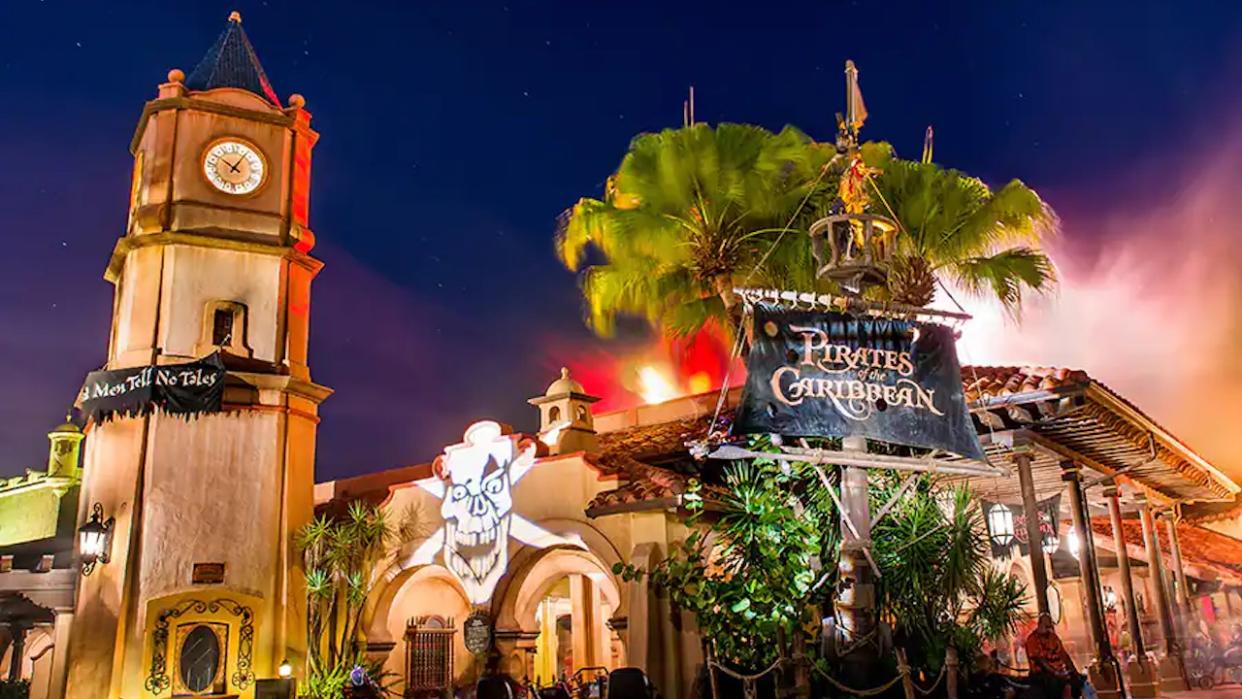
[{"xmin": 66, "ymin": 13, "xmax": 329, "ymax": 699}]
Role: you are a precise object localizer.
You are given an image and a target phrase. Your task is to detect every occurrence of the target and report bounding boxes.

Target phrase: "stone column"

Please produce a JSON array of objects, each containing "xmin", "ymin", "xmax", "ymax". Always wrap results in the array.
[
  {"xmin": 1015, "ymin": 453, "xmax": 1051, "ymax": 616},
  {"xmin": 1062, "ymin": 464, "xmax": 1121, "ymax": 699},
  {"xmin": 47, "ymin": 611, "xmax": 73, "ymax": 699},
  {"xmin": 1164, "ymin": 515, "xmax": 1191, "ymax": 613},
  {"xmin": 1137, "ymin": 497, "xmax": 1187, "ymax": 692},
  {"xmin": 569, "ymin": 573, "xmax": 598, "ymax": 670},
  {"xmin": 1103, "ymin": 488, "xmax": 1156, "ymax": 697}
]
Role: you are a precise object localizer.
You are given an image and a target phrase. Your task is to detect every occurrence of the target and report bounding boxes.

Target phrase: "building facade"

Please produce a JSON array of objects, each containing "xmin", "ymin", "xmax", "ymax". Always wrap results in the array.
[
  {"xmin": 63, "ymin": 14, "xmax": 327, "ymax": 699},
  {"xmin": 0, "ymin": 11, "xmax": 1236, "ymax": 699}
]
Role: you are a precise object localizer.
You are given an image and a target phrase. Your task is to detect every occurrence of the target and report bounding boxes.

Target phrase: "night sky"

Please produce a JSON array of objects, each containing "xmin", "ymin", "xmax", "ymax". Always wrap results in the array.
[{"xmin": 3, "ymin": 2, "xmax": 1242, "ymax": 482}]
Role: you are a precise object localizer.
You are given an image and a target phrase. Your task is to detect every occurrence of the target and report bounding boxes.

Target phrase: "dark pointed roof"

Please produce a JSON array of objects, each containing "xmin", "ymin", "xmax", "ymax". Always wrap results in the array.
[{"xmin": 185, "ymin": 12, "xmax": 281, "ymax": 107}]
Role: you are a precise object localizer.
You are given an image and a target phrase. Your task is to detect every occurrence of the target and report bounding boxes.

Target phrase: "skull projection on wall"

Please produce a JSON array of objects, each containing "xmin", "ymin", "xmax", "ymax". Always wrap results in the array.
[{"xmin": 407, "ymin": 421, "xmax": 585, "ymax": 604}]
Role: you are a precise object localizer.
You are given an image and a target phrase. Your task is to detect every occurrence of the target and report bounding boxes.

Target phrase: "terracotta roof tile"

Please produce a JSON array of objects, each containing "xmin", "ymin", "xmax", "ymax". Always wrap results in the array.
[
  {"xmin": 1090, "ymin": 516, "xmax": 1242, "ymax": 581},
  {"xmin": 962, "ymin": 366, "xmax": 1090, "ymax": 403},
  {"xmin": 592, "ymin": 414, "xmax": 714, "ymax": 476},
  {"xmin": 1184, "ymin": 494, "xmax": 1242, "ymax": 525}
]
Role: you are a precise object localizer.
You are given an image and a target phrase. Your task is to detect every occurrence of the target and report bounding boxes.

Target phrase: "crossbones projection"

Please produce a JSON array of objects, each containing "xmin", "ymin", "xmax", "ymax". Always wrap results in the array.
[{"xmin": 405, "ymin": 421, "xmax": 585, "ymax": 604}]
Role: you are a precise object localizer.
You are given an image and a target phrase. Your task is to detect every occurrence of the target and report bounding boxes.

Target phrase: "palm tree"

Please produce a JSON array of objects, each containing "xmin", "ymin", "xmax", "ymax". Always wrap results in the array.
[
  {"xmin": 857, "ymin": 141, "xmax": 1058, "ymax": 313},
  {"xmin": 556, "ymin": 123, "xmax": 837, "ymax": 338}
]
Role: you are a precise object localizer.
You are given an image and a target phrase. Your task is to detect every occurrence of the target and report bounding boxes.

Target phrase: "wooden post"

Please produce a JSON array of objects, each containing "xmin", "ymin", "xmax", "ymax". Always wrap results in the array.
[
  {"xmin": 1104, "ymin": 486, "xmax": 1157, "ymax": 697},
  {"xmin": 836, "ymin": 436, "xmax": 877, "ymax": 686},
  {"xmin": 895, "ymin": 647, "xmax": 916, "ymax": 699},
  {"xmin": 1138, "ymin": 496, "xmax": 1188, "ymax": 692},
  {"xmin": 7, "ymin": 625, "xmax": 25, "ymax": 681},
  {"xmin": 945, "ymin": 645, "xmax": 959, "ymax": 699},
  {"xmin": 1062, "ymin": 463, "xmax": 1122, "ymax": 699},
  {"xmin": 1015, "ymin": 453, "xmax": 1050, "ymax": 616},
  {"xmin": 705, "ymin": 642, "xmax": 720, "ymax": 699}
]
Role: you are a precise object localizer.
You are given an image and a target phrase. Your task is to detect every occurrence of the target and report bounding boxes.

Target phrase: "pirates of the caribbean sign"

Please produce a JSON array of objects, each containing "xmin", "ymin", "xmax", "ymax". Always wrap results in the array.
[
  {"xmin": 77, "ymin": 353, "xmax": 226, "ymax": 423},
  {"xmin": 734, "ymin": 305, "xmax": 985, "ymax": 460}
]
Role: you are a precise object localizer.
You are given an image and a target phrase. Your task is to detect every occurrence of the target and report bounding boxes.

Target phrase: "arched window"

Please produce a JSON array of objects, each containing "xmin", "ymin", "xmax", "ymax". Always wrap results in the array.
[
  {"xmin": 549, "ymin": 406, "xmax": 561, "ymax": 423},
  {"xmin": 198, "ymin": 301, "xmax": 250, "ymax": 357}
]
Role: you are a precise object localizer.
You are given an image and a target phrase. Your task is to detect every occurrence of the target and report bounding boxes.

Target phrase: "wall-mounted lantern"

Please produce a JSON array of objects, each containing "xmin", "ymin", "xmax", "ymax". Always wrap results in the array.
[
  {"xmin": 987, "ymin": 504, "xmax": 1015, "ymax": 547},
  {"xmin": 278, "ymin": 659, "xmax": 293, "ymax": 678},
  {"xmin": 78, "ymin": 502, "xmax": 114, "ymax": 576}
]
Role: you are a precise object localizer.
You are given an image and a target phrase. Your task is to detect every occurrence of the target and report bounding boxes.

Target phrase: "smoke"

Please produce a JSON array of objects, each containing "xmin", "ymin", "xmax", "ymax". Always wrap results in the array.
[{"xmin": 953, "ymin": 136, "xmax": 1242, "ymax": 481}]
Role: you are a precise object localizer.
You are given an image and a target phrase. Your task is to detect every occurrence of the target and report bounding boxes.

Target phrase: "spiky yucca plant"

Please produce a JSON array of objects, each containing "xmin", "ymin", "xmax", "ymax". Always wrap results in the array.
[{"xmin": 299, "ymin": 501, "xmax": 424, "ymax": 698}]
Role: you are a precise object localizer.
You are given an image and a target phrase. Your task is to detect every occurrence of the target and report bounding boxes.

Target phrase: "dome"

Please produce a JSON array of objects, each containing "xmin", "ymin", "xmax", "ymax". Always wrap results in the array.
[
  {"xmin": 49, "ymin": 413, "xmax": 81, "ymax": 434},
  {"xmin": 545, "ymin": 367, "xmax": 585, "ymax": 397},
  {"xmin": 50, "ymin": 420, "xmax": 81, "ymax": 435}
]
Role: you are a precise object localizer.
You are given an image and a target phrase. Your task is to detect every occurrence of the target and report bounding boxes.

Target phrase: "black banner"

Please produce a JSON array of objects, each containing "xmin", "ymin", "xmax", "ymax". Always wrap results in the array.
[
  {"xmin": 733, "ymin": 305, "xmax": 985, "ymax": 460},
  {"xmin": 77, "ymin": 353, "xmax": 226, "ymax": 423}
]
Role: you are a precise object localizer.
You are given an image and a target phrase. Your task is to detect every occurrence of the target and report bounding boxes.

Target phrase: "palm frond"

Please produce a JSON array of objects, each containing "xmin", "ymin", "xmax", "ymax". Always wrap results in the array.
[{"xmin": 949, "ymin": 247, "xmax": 1057, "ymax": 313}]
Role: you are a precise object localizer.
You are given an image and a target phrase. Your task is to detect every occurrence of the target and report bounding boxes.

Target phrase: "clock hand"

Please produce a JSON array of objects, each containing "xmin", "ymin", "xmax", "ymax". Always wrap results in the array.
[{"xmin": 226, "ymin": 156, "xmax": 243, "ymax": 173}]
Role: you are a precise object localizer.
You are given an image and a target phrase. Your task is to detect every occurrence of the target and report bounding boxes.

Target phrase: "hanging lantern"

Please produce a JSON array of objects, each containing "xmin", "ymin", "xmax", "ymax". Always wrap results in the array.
[
  {"xmin": 1067, "ymin": 528, "xmax": 1081, "ymax": 560},
  {"xmin": 1103, "ymin": 586, "xmax": 1118, "ymax": 611},
  {"xmin": 987, "ymin": 504, "xmax": 1015, "ymax": 547},
  {"xmin": 1041, "ymin": 524, "xmax": 1060, "ymax": 555}
]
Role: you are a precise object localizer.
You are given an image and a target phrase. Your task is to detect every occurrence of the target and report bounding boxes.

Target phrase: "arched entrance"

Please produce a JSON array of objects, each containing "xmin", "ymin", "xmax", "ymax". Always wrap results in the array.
[
  {"xmin": 376, "ymin": 565, "xmax": 477, "ymax": 691},
  {"xmin": 503, "ymin": 548, "xmax": 622, "ymax": 685}
]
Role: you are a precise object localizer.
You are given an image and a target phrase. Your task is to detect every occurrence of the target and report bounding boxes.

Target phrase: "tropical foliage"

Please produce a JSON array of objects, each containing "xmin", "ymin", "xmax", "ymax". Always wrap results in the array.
[
  {"xmin": 871, "ymin": 475, "xmax": 1029, "ymax": 675},
  {"xmin": 857, "ymin": 141, "xmax": 1057, "ymax": 312},
  {"xmin": 616, "ymin": 438, "xmax": 839, "ymax": 672},
  {"xmin": 557, "ymin": 126, "xmax": 1058, "ymax": 344},
  {"xmin": 298, "ymin": 501, "xmax": 423, "ymax": 699},
  {"xmin": 556, "ymin": 123, "xmax": 840, "ymax": 338},
  {"xmin": 619, "ymin": 439, "xmax": 1029, "ymax": 696}
]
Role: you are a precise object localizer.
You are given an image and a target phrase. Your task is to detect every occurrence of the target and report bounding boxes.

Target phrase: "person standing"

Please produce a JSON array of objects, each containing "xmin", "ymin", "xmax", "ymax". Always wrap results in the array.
[{"xmin": 1025, "ymin": 613, "xmax": 1084, "ymax": 699}]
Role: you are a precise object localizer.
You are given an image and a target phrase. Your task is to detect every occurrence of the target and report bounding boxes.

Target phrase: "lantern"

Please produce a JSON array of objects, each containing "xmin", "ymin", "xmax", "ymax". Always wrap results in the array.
[
  {"xmin": 987, "ymin": 504, "xmax": 1015, "ymax": 547},
  {"xmin": 278, "ymin": 659, "xmax": 293, "ymax": 678},
  {"xmin": 1067, "ymin": 528, "xmax": 1081, "ymax": 560},
  {"xmin": 78, "ymin": 502, "xmax": 114, "ymax": 576},
  {"xmin": 1103, "ymin": 586, "xmax": 1118, "ymax": 611},
  {"xmin": 1041, "ymin": 526, "xmax": 1060, "ymax": 555}
]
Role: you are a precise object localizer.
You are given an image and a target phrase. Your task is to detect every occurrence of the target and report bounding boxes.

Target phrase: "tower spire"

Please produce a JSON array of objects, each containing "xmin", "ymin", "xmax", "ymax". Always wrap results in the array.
[{"xmin": 185, "ymin": 11, "xmax": 281, "ymax": 106}]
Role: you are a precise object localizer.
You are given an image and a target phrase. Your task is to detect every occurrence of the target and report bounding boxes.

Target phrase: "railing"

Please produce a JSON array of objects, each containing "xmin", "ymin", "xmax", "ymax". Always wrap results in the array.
[{"xmin": 808, "ymin": 213, "xmax": 898, "ymax": 290}]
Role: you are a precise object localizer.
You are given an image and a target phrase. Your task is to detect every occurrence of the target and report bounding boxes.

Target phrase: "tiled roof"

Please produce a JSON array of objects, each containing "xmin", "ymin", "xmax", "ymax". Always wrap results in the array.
[
  {"xmin": 585, "ymin": 476, "xmax": 688, "ymax": 514},
  {"xmin": 586, "ymin": 365, "xmax": 1237, "ymax": 513},
  {"xmin": 185, "ymin": 14, "xmax": 281, "ymax": 106},
  {"xmin": 1089, "ymin": 516, "xmax": 1242, "ymax": 582},
  {"xmin": 1184, "ymin": 494, "xmax": 1242, "ymax": 525},
  {"xmin": 593, "ymin": 414, "xmax": 713, "ymax": 476},
  {"xmin": 963, "ymin": 366, "xmax": 1089, "ymax": 403}
]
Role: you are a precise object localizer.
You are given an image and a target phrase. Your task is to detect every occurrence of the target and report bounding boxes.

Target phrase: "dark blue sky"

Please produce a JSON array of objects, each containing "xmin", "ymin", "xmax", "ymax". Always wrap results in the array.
[{"xmin": 2, "ymin": 1, "xmax": 1240, "ymax": 480}]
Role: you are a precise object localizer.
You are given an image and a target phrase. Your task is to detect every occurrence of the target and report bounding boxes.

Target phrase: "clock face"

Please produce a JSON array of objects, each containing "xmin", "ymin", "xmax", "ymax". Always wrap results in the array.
[{"xmin": 203, "ymin": 140, "xmax": 265, "ymax": 195}]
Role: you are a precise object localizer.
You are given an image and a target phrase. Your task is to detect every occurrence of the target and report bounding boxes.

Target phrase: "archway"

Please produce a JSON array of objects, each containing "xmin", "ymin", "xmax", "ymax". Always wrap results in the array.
[
  {"xmin": 379, "ymin": 565, "xmax": 477, "ymax": 692},
  {"xmin": 502, "ymin": 547, "xmax": 622, "ymax": 685}
]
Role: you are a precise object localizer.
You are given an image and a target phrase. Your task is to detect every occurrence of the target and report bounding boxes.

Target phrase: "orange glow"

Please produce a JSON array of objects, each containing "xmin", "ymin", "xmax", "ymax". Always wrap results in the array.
[{"xmin": 638, "ymin": 365, "xmax": 681, "ymax": 404}]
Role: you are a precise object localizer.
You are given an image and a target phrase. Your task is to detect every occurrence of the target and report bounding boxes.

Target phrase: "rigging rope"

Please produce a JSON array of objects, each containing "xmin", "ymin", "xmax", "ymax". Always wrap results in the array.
[{"xmin": 810, "ymin": 663, "xmax": 904, "ymax": 697}]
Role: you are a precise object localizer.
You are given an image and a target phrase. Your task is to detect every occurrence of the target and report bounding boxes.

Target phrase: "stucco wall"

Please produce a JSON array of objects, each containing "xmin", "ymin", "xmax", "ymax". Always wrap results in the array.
[{"xmin": 159, "ymin": 246, "xmax": 283, "ymax": 362}]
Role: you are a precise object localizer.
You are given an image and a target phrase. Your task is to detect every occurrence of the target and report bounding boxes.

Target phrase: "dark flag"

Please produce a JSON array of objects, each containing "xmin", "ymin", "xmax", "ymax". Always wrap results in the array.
[{"xmin": 733, "ymin": 305, "xmax": 985, "ymax": 461}]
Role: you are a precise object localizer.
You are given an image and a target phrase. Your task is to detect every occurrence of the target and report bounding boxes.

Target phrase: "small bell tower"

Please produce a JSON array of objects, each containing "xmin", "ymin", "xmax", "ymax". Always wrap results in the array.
[{"xmin": 529, "ymin": 368, "xmax": 599, "ymax": 454}]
